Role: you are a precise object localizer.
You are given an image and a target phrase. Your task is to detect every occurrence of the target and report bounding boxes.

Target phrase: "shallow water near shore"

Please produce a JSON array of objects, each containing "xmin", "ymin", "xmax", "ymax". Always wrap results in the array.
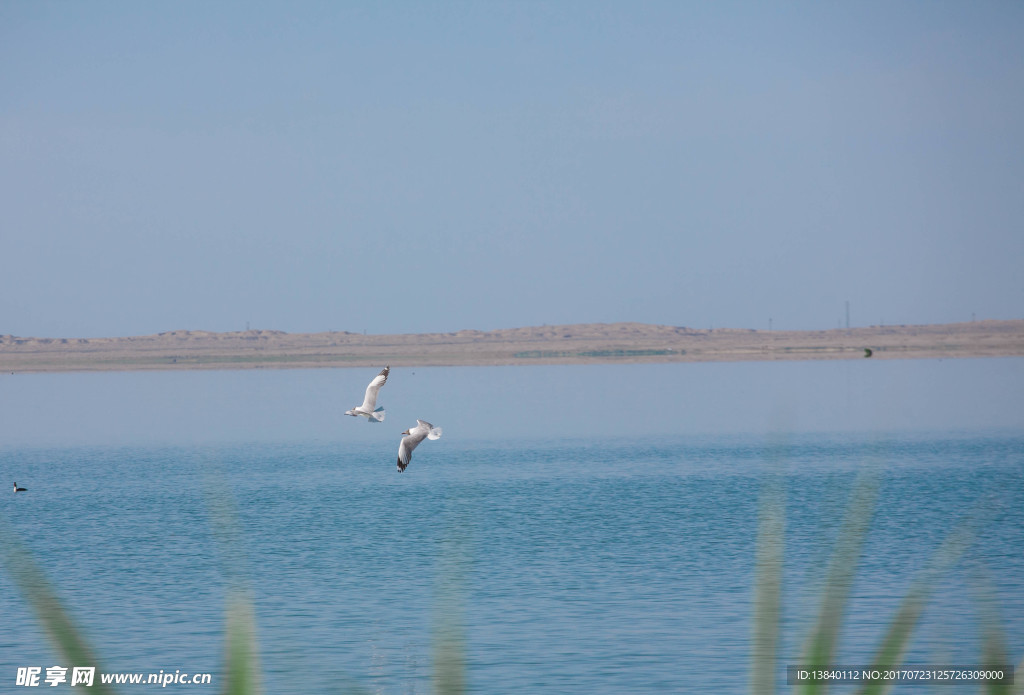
[{"xmin": 1, "ymin": 360, "xmax": 1023, "ymax": 693}]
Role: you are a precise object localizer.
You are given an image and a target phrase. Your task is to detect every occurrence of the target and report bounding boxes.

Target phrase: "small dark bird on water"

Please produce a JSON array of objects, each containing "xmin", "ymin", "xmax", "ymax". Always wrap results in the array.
[{"xmin": 13, "ymin": 482, "xmax": 27, "ymax": 493}]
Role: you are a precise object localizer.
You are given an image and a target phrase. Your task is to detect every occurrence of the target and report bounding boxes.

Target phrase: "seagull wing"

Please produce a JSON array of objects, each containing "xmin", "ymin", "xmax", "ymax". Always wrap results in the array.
[{"xmin": 359, "ymin": 366, "xmax": 389, "ymax": 412}]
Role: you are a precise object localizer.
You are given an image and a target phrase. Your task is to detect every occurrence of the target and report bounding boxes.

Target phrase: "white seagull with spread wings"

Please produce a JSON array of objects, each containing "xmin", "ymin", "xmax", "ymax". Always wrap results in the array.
[
  {"xmin": 397, "ymin": 420, "xmax": 442, "ymax": 472},
  {"xmin": 345, "ymin": 366, "xmax": 389, "ymax": 422}
]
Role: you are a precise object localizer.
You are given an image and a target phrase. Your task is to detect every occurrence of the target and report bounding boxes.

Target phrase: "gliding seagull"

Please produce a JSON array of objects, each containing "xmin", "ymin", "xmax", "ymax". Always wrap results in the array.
[
  {"xmin": 397, "ymin": 420, "xmax": 442, "ymax": 472},
  {"xmin": 345, "ymin": 366, "xmax": 390, "ymax": 422}
]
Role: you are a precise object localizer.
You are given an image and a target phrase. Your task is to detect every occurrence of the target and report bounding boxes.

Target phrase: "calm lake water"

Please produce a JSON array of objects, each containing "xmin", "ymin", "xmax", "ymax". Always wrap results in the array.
[{"xmin": 2, "ymin": 359, "xmax": 1023, "ymax": 693}]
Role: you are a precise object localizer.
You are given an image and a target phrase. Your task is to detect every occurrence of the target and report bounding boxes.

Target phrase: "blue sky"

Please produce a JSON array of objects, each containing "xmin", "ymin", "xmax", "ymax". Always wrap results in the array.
[{"xmin": 2, "ymin": 1, "xmax": 1022, "ymax": 338}]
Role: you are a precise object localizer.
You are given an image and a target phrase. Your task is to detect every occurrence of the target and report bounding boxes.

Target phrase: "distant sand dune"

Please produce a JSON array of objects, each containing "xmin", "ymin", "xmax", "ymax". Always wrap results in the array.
[{"xmin": 1, "ymin": 320, "xmax": 1022, "ymax": 373}]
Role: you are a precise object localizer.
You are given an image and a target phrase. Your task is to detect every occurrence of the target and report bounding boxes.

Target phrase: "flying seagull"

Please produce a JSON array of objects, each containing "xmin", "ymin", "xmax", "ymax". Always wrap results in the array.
[
  {"xmin": 13, "ymin": 482, "xmax": 27, "ymax": 493},
  {"xmin": 397, "ymin": 420, "xmax": 442, "ymax": 472},
  {"xmin": 345, "ymin": 366, "xmax": 389, "ymax": 422}
]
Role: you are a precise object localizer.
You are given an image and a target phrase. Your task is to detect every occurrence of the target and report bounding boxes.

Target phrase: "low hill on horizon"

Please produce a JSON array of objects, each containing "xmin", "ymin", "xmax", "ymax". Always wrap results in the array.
[{"xmin": 2, "ymin": 319, "xmax": 1022, "ymax": 373}]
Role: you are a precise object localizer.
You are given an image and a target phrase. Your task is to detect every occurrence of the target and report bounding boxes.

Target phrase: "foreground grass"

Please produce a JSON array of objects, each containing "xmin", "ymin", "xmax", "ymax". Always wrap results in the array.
[
  {"xmin": 3, "ymin": 472, "xmax": 1021, "ymax": 693},
  {"xmin": 753, "ymin": 473, "xmax": 1022, "ymax": 695}
]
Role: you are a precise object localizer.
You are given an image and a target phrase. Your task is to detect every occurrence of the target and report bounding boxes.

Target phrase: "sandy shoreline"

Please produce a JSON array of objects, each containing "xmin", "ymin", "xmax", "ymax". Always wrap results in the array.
[{"xmin": 1, "ymin": 320, "xmax": 1022, "ymax": 374}]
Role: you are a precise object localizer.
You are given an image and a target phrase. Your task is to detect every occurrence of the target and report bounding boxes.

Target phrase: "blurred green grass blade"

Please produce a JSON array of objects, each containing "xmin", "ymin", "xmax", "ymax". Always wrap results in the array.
[
  {"xmin": 206, "ymin": 462, "xmax": 383, "ymax": 695},
  {"xmin": 433, "ymin": 612, "xmax": 466, "ymax": 695},
  {"xmin": 433, "ymin": 524, "xmax": 470, "ymax": 695},
  {"xmin": 855, "ymin": 519, "xmax": 975, "ymax": 695},
  {"xmin": 1013, "ymin": 654, "xmax": 1024, "ymax": 695},
  {"xmin": 970, "ymin": 565, "xmax": 1011, "ymax": 695},
  {"xmin": 221, "ymin": 591, "xmax": 261, "ymax": 695},
  {"xmin": 201, "ymin": 466, "xmax": 262, "ymax": 695},
  {"xmin": 752, "ymin": 480, "xmax": 784, "ymax": 695},
  {"xmin": 204, "ymin": 465, "xmax": 376, "ymax": 695},
  {"xmin": 202, "ymin": 468, "xmax": 248, "ymax": 587},
  {"xmin": 797, "ymin": 474, "xmax": 878, "ymax": 695},
  {"xmin": 0, "ymin": 518, "xmax": 118, "ymax": 695}
]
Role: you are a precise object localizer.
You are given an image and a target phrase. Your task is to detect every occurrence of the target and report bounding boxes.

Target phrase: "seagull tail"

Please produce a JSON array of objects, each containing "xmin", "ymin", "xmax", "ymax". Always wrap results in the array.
[
  {"xmin": 427, "ymin": 426, "xmax": 442, "ymax": 440},
  {"xmin": 369, "ymin": 407, "xmax": 385, "ymax": 423}
]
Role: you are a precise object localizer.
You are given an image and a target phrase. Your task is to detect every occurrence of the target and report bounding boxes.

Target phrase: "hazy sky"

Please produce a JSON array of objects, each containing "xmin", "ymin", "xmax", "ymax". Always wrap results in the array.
[{"xmin": 2, "ymin": 1, "xmax": 1022, "ymax": 338}]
